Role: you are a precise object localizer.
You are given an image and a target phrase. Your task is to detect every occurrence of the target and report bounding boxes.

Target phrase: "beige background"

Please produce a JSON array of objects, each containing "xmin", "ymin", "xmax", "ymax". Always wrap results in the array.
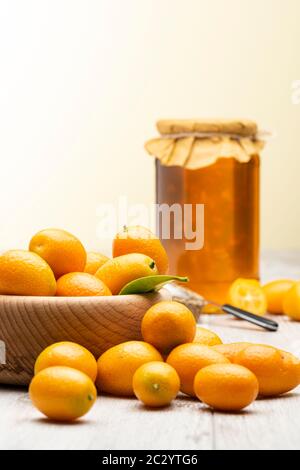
[{"xmin": 0, "ymin": 0, "xmax": 299, "ymax": 255}]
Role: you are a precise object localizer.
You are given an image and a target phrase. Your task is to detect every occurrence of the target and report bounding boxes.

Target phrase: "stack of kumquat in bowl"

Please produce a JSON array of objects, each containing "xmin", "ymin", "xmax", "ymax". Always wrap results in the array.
[
  {"xmin": 0, "ymin": 225, "xmax": 172, "ymax": 298},
  {"xmin": 0, "ymin": 225, "xmax": 300, "ymax": 422}
]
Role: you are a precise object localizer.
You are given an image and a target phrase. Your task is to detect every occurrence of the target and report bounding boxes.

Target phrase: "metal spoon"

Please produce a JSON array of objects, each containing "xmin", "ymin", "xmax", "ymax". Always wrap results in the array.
[{"xmin": 164, "ymin": 283, "xmax": 279, "ymax": 332}]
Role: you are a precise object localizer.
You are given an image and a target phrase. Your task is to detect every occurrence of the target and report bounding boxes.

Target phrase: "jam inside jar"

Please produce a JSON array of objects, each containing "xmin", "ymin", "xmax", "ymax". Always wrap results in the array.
[
  {"xmin": 156, "ymin": 156, "xmax": 260, "ymax": 303},
  {"xmin": 146, "ymin": 119, "xmax": 265, "ymax": 304}
]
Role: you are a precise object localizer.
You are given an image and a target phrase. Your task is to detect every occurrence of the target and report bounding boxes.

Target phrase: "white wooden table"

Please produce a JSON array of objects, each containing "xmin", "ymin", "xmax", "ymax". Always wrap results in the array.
[{"xmin": 1, "ymin": 252, "xmax": 300, "ymax": 450}]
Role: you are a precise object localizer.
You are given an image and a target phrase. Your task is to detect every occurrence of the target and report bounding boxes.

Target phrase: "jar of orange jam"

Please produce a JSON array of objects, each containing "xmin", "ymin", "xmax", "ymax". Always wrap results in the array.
[{"xmin": 145, "ymin": 119, "xmax": 265, "ymax": 303}]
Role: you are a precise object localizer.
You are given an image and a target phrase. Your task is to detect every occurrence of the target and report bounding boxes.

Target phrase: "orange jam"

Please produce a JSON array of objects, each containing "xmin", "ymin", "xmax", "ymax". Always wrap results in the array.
[
  {"xmin": 146, "ymin": 119, "xmax": 265, "ymax": 303},
  {"xmin": 156, "ymin": 156, "xmax": 260, "ymax": 303}
]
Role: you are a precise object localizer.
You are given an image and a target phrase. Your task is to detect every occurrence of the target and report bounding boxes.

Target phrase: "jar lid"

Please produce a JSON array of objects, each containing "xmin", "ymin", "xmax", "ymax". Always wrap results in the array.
[
  {"xmin": 145, "ymin": 118, "xmax": 265, "ymax": 169},
  {"xmin": 157, "ymin": 119, "xmax": 257, "ymax": 138}
]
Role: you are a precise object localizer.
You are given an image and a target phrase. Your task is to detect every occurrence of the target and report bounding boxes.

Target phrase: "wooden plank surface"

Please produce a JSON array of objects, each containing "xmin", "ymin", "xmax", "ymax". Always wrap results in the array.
[{"xmin": 0, "ymin": 252, "xmax": 300, "ymax": 450}]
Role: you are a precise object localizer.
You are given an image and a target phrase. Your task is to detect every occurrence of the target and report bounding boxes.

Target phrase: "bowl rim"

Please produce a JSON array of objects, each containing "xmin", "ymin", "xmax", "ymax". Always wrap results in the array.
[{"xmin": 0, "ymin": 289, "xmax": 168, "ymax": 304}]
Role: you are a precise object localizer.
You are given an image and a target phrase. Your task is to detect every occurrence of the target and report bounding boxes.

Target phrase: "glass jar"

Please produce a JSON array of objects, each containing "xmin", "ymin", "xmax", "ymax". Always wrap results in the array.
[{"xmin": 145, "ymin": 119, "xmax": 265, "ymax": 304}]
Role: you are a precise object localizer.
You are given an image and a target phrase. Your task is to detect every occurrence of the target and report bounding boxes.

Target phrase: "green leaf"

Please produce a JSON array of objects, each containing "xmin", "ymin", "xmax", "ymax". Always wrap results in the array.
[{"xmin": 118, "ymin": 275, "xmax": 189, "ymax": 295}]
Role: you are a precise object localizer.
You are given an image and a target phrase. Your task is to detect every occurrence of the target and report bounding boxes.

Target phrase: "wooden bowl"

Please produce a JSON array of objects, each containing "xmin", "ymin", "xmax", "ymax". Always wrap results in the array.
[{"xmin": 0, "ymin": 290, "xmax": 171, "ymax": 386}]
